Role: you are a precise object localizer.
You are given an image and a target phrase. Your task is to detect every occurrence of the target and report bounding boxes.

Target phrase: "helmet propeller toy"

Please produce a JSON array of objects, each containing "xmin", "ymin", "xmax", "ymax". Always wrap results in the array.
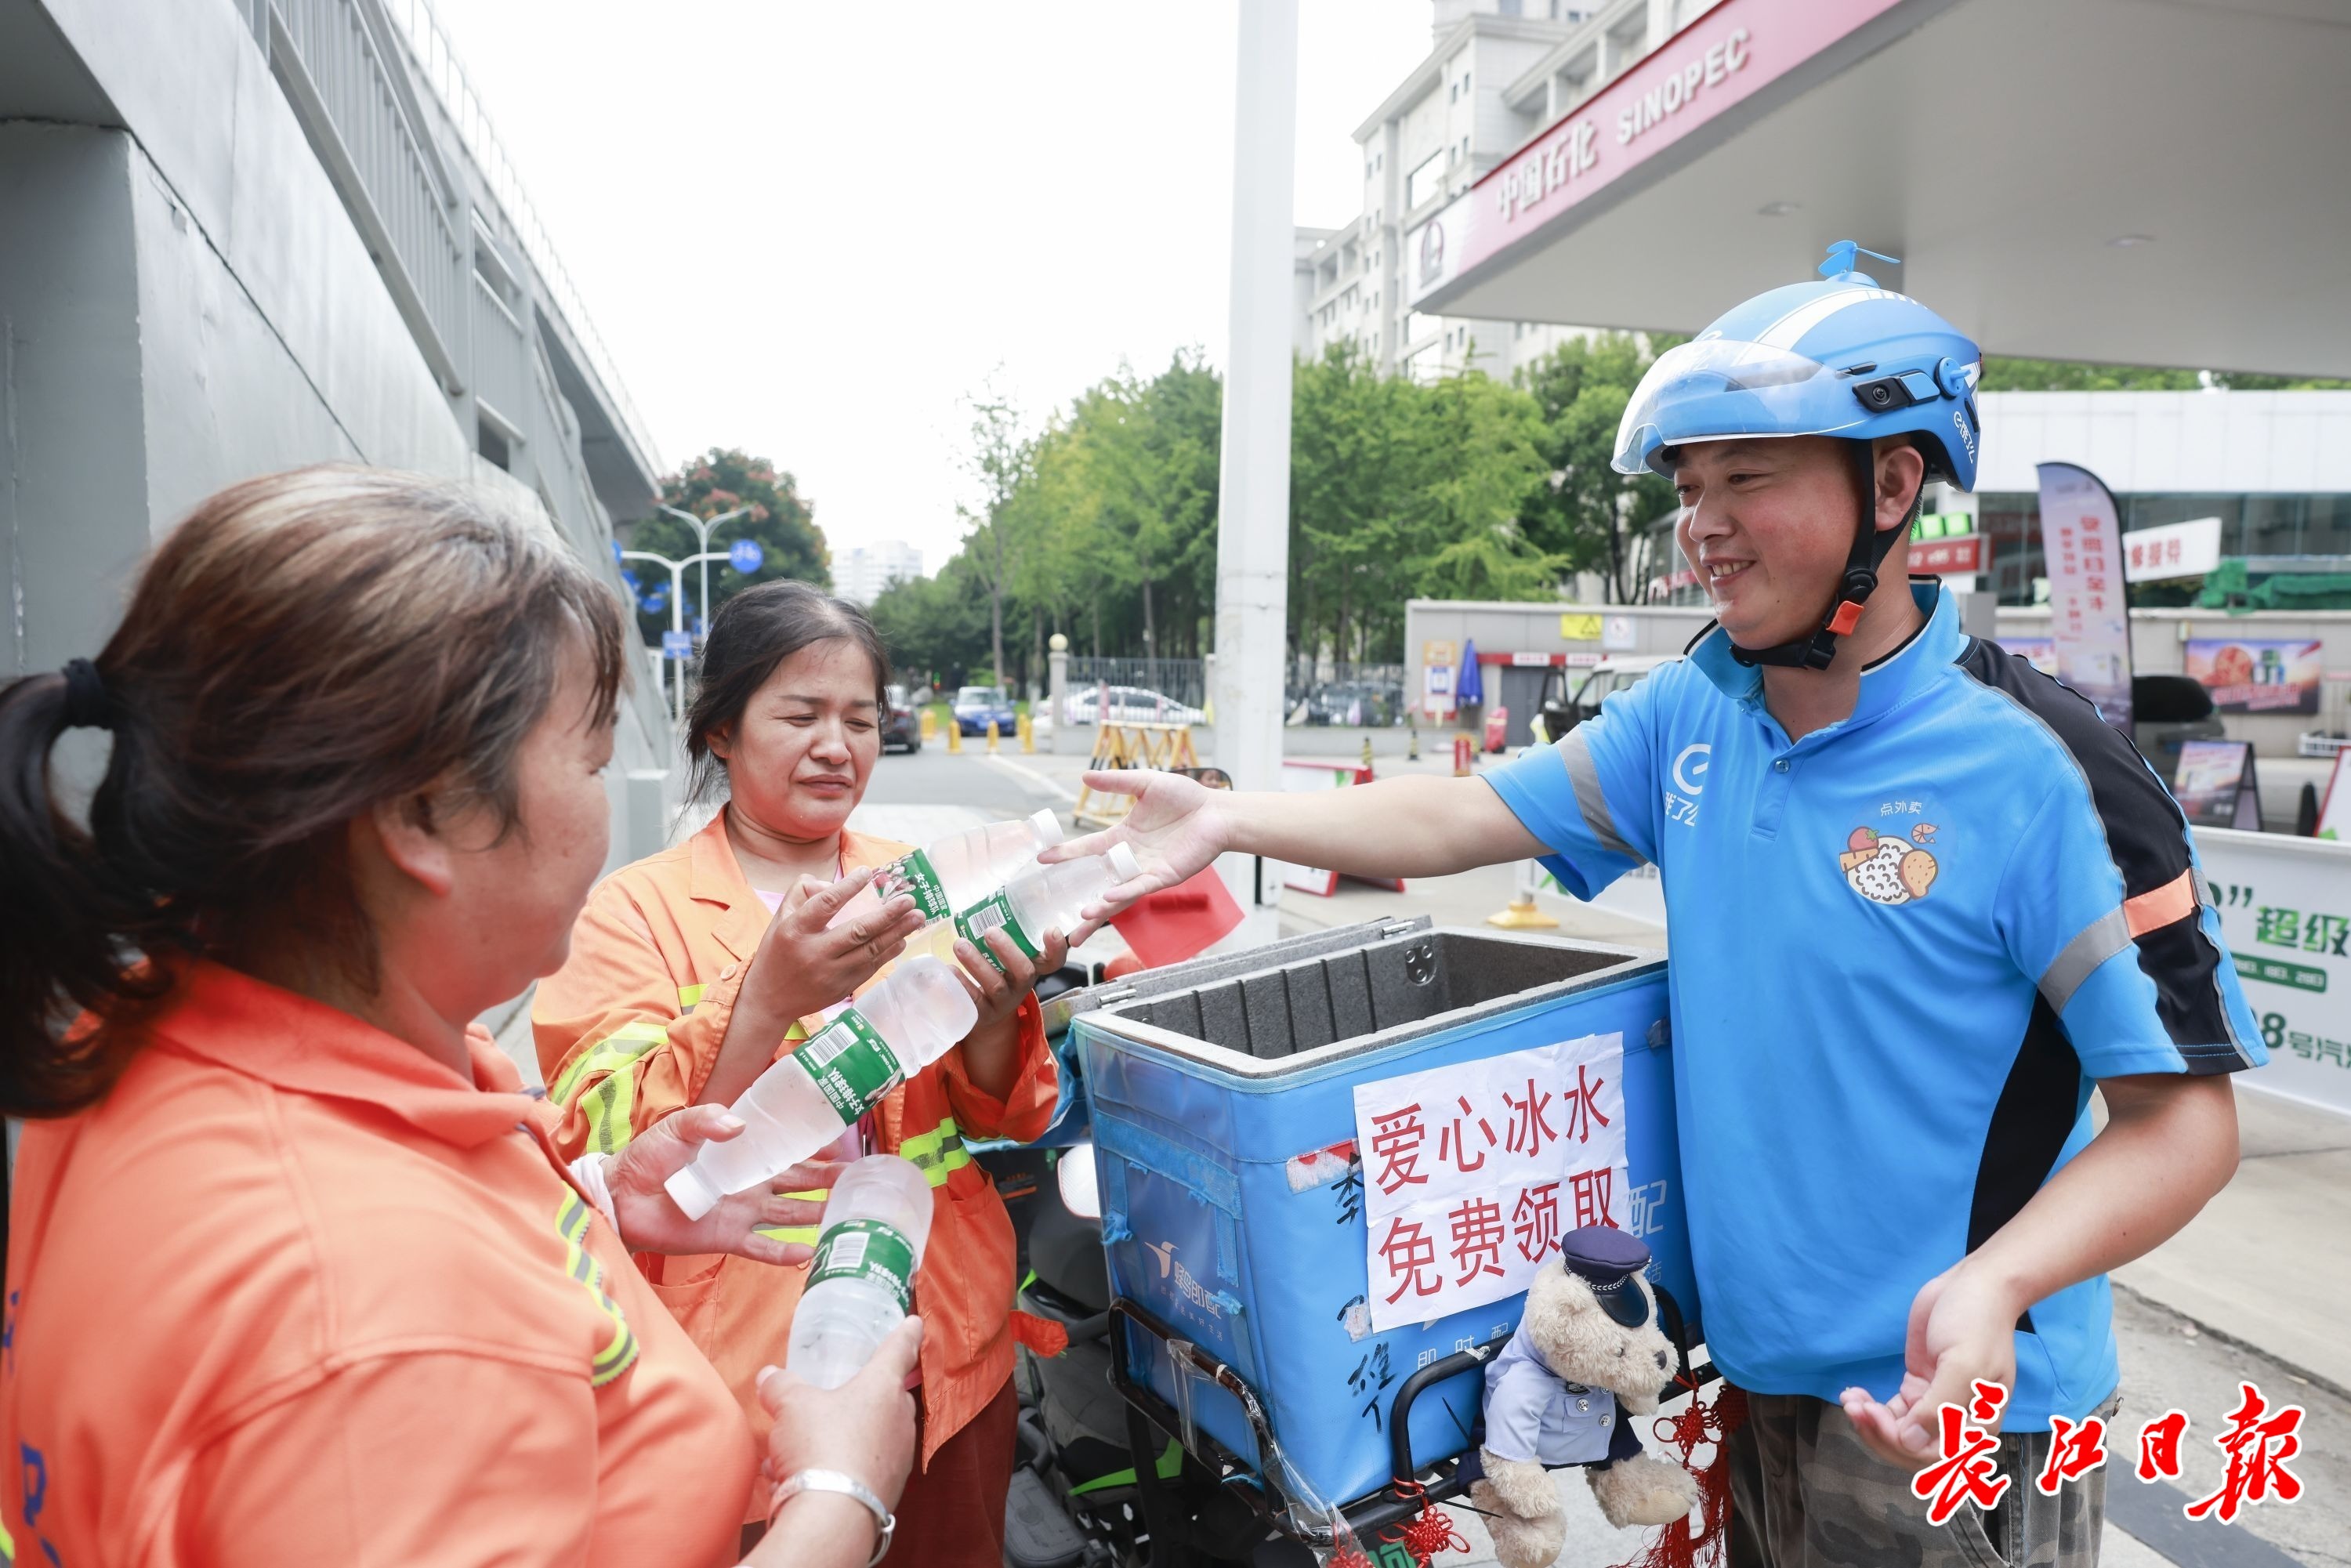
[{"xmin": 1616, "ymin": 241, "xmax": 1983, "ymax": 671}]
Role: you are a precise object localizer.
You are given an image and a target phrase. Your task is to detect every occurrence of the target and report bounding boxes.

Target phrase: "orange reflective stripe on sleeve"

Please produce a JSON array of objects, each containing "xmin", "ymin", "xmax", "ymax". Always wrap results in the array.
[{"xmin": 2123, "ymin": 868, "xmax": 2197, "ymax": 937}]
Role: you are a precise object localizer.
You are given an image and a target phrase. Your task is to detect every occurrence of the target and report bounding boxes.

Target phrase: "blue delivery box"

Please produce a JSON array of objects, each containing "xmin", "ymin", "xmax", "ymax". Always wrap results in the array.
[{"xmin": 1072, "ymin": 924, "xmax": 1695, "ymax": 1512}]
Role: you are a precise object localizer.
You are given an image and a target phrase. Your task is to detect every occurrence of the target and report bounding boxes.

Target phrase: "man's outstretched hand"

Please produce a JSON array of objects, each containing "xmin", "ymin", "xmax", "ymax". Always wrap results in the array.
[
  {"xmin": 1839, "ymin": 1261, "xmax": 2022, "ymax": 1466},
  {"xmin": 1041, "ymin": 770, "xmax": 1229, "ymax": 935}
]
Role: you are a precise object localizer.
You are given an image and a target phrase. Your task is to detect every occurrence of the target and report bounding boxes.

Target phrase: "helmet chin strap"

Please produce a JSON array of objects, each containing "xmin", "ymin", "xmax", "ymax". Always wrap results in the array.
[{"xmin": 1730, "ymin": 443, "xmax": 1915, "ymax": 672}]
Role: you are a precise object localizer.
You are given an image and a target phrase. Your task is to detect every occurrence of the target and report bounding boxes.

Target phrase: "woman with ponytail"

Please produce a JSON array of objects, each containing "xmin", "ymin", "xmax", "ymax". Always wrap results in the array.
[{"xmin": 0, "ymin": 467, "xmax": 916, "ymax": 1567}]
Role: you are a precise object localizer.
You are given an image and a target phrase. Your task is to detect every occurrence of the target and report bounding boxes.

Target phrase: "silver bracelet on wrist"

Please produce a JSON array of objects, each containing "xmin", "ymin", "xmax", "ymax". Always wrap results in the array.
[{"xmin": 767, "ymin": 1468, "xmax": 895, "ymax": 1566}]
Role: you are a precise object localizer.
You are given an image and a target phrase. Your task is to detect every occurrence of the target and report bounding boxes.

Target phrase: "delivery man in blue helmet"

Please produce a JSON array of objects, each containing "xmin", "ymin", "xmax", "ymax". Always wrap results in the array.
[{"xmin": 1052, "ymin": 244, "xmax": 2265, "ymax": 1567}]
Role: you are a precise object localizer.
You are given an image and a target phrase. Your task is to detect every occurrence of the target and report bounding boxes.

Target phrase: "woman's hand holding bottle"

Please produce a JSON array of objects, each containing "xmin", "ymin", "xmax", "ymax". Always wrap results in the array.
[
  {"xmin": 705, "ymin": 867, "xmax": 927, "ymax": 1109},
  {"xmin": 602, "ymin": 1104, "xmax": 843, "ymax": 1265},
  {"xmin": 749, "ymin": 1317, "xmax": 923, "ymax": 1568}
]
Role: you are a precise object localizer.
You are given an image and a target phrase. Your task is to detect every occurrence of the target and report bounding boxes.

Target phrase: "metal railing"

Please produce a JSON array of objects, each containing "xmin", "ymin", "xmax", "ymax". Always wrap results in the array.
[
  {"xmin": 266, "ymin": 0, "xmax": 467, "ymax": 393},
  {"xmin": 1062, "ymin": 657, "xmax": 1208, "ymax": 724},
  {"xmin": 469, "ymin": 272, "xmax": 530, "ymax": 431},
  {"xmin": 379, "ymin": 0, "xmax": 665, "ymax": 474}
]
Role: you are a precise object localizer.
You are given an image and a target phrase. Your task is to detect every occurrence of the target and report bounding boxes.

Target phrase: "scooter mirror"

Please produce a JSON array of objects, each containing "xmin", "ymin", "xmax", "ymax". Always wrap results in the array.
[{"xmin": 1056, "ymin": 1141, "xmax": 1102, "ymax": 1222}]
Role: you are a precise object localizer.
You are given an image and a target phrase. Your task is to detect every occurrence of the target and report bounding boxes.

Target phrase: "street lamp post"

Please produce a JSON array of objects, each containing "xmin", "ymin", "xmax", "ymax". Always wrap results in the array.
[
  {"xmin": 660, "ymin": 504, "xmax": 752, "ymax": 645},
  {"xmin": 620, "ymin": 504, "xmax": 762, "ymax": 730}
]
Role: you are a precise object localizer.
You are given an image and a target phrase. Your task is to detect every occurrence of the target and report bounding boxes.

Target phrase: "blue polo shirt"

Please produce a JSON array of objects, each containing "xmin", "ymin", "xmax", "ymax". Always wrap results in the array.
[{"xmin": 1488, "ymin": 583, "xmax": 2264, "ymax": 1427}]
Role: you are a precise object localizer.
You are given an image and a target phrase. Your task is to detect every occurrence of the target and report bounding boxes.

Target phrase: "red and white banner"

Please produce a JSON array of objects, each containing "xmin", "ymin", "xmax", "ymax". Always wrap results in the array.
[
  {"xmin": 1911, "ymin": 534, "xmax": 1988, "ymax": 576},
  {"xmin": 1411, "ymin": 0, "xmax": 1912, "ymax": 308},
  {"xmin": 1352, "ymin": 1034, "xmax": 1627, "ymax": 1331},
  {"xmin": 2035, "ymin": 463, "xmax": 2134, "ymax": 733}
]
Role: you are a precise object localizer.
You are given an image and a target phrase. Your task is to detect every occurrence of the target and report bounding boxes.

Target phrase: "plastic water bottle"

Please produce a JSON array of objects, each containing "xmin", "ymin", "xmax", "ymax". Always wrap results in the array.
[
  {"xmin": 828, "ymin": 808, "xmax": 1064, "ymax": 931},
  {"xmin": 786, "ymin": 1154, "xmax": 936, "ymax": 1389},
  {"xmin": 664, "ymin": 957, "xmax": 979, "ymax": 1220},
  {"xmin": 926, "ymin": 842, "xmax": 1142, "ymax": 974}
]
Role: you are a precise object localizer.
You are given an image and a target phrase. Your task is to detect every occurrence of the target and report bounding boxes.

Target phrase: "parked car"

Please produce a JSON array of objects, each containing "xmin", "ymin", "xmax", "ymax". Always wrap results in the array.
[
  {"xmin": 1537, "ymin": 654, "xmax": 1678, "ymax": 741},
  {"xmin": 1062, "ymin": 684, "xmax": 1206, "ymax": 726},
  {"xmin": 2131, "ymin": 672, "xmax": 2225, "ymax": 787},
  {"xmin": 952, "ymin": 684, "xmax": 1019, "ymax": 737},
  {"xmin": 1302, "ymin": 680, "xmax": 1404, "ymax": 727},
  {"xmin": 882, "ymin": 683, "xmax": 921, "ymax": 753}
]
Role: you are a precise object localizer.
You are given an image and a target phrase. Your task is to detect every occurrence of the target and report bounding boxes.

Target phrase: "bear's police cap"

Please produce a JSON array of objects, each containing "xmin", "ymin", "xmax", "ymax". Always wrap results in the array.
[{"xmin": 1559, "ymin": 1226, "xmax": 1653, "ymax": 1329}]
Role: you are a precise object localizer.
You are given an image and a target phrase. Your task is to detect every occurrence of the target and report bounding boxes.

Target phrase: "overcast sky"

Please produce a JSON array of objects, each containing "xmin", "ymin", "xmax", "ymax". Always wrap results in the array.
[{"xmin": 427, "ymin": 0, "xmax": 1433, "ymax": 573}]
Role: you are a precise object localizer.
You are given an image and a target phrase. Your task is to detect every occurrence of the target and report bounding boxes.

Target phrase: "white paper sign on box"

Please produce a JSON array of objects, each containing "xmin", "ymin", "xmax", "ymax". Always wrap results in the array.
[{"xmin": 1351, "ymin": 1033, "xmax": 1627, "ymax": 1332}]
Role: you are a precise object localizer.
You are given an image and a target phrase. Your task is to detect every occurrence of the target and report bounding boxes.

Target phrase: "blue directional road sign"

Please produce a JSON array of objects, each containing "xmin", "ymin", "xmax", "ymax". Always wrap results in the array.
[
  {"xmin": 729, "ymin": 538, "xmax": 765, "ymax": 574},
  {"xmin": 661, "ymin": 630, "xmax": 694, "ymax": 660}
]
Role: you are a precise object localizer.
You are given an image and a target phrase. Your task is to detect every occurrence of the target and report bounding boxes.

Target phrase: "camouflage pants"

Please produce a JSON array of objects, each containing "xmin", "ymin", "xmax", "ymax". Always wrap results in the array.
[{"xmin": 1724, "ymin": 1389, "xmax": 2117, "ymax": 1568}]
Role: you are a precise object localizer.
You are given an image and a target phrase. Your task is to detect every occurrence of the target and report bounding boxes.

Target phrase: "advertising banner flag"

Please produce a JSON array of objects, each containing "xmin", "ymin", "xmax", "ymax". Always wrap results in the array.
[
  {"xmin": 2036, "ymin": 463, "xmax": 2135, "ymax": 733},
  {"xmin": 2184, "ymin": 637, "xmax": 2325, "ymax": 715}
]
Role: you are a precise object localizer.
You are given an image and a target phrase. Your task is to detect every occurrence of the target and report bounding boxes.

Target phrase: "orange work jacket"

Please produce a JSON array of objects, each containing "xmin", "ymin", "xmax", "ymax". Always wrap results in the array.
[
  {"xmin": 1, "ymin": 959, "xmax": 752, "ymax": 1568},
  {"xmin": 533, "ymin": 813, "xmax": 1058, "ymax": 1470}
]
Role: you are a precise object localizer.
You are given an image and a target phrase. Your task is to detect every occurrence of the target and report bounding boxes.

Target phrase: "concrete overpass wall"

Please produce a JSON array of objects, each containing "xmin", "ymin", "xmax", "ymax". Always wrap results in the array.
[{"xmin": 2, "ymin": 0, "xmax": 682, "ymax": 876}]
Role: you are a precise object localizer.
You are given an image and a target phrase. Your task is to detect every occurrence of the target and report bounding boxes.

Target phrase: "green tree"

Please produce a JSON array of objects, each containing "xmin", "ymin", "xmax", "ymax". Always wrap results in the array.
[
  {"xmin": 956, "ymin": 392, "xmax": 1030, "ymax": 691},
  {"xmin": 624, "ymin": 448, "xmax": 828, "ymax": 646},
  {"xmin": 1289, "ymin": 344, "xmax": 1424, "ymax": 663},
  {"xmin": 1516, "ymin": 331, "xmax": 1682, "ymax": 604},
  {"xmin": 868, "ymin": 561, "xmax": 991, "ymax": 691},
  {"xmin": 1407, "ymin": 371, "xmax": 1559, "ymax": 612}
]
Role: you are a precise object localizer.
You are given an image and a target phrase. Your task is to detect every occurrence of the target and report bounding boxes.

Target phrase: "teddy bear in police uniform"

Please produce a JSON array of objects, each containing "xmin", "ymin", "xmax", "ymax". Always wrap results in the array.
[{"xmin": 1467, "ymin": 1226, "xmax": 1701, "ymax": 1568}]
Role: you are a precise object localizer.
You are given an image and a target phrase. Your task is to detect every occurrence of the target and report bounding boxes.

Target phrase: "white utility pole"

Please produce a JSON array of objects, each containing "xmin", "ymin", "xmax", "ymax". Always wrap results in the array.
[{"xmin": 1212, "ymin": 0, "xmax": 1299, "ymax": 922}]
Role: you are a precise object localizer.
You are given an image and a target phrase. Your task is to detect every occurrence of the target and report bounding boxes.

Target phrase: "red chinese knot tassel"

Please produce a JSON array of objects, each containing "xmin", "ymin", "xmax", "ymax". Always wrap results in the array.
[
  {"xmin": 1378, "ymin": 1479, "xmax": 1471, "ymax": 1566},
  {"xmin": 1613, "ymin": 1381, "xmax": 1750, "ymax": 1568}
]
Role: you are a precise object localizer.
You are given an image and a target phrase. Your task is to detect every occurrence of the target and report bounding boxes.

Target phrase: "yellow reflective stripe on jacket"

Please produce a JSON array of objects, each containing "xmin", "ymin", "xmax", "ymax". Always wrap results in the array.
[
  {"xmin": 755, "ymin": 1181, "xmax": 831, "ymax": 1248},
  {"xmin": 0, "ymin": 1512, "xmax": 16, "ymax": 1563},
  {"xmin": 900, "ymin": 1116, "xmax": 969, "ymax": 1187},
  {"xmin": 546, "ymin": 1019, "xmax": 669, "ymax": 1156},
  {"xmin": 677, "ymin": 983, "xmax": 707, "ymax": 1011},
  {"xmin": 555, "ymin": 1193, "xmax": 639, "ymax": 1387}
]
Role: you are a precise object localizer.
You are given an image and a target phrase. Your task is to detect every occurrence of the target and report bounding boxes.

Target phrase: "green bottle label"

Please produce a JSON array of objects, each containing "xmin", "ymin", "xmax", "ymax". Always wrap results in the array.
[
  {"xmin": 871, "ymin": 849, "xmax": 953, "ymax": 923},
  {"xmin": 953, "ymin": 889, "xmax": 1041, "ymax": 975},
  {"xmin": 806, "ymin": 1217, "xmax": 918, "ymax": 1312},
  {"xmin": 791, "ymin": 1008, "xmax": 903, "ymax": 1124}
]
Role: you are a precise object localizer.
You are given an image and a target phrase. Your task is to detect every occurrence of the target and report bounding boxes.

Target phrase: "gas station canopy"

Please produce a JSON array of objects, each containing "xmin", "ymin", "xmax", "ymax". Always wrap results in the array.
[{"xmin": 1409, "ymin": 0, "xmax": 2351, "ymax": 380}]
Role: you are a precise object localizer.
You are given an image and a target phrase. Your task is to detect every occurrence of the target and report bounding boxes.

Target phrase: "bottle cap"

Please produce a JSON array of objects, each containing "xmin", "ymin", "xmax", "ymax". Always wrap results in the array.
[
  {"xmin": 1107, "ymin": 842, "xmax": 1142, "ymax": 883},
  {"xmin": 1028, "ymin": 807, "xmax": 1066, "ymax": 847},
  {"xmin": 665, "ymin": 1162, "xmax": 722, "ymax": 1222}
]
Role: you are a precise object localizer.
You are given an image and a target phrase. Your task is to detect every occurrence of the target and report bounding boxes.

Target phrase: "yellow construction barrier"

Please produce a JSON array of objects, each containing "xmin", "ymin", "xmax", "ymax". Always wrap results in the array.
[
  {"xmin": 1073, "ymin": 723, "xmax": 1201, "ymax": 828},
  {"xmin": 920, "ymin": 709, "xmax": 937, "ymax": 744},
  {"xmin": 946, "ymin": 716, "xmax": 962, "ymax": 755}
]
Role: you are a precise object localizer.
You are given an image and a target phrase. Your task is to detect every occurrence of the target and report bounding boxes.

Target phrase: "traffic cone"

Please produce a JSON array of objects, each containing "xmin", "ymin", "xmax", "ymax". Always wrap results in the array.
[
  {"xmin": 1452, "ymin": 733, "xmax": 1473, "ymax": 777},
  {"xmin": 986, "ymin": 719, "xmax": 1001, "ymax": 755},
  {"xmin": 1019, "ymin": 712, "xmax": 1035, "ymax": 754},
  {"xmin": 1360, "ymin": 733, "xmax": 1373, "ymax": 769},
  {"xmin": 947, "ymin": 719, "xmax": 962, "ymax": 755}
]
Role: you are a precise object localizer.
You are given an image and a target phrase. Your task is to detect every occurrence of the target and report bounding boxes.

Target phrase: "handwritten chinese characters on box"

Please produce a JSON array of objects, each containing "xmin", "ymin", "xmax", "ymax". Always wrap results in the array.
[{"xmin": 1350, "ymin": 1034, "xmax": 1628, "ymax": 1332}]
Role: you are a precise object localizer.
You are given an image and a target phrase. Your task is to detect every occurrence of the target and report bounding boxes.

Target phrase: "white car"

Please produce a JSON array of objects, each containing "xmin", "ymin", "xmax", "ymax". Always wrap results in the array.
[{"xmin": 1063, "ymin": 684, "xmax": 1207, "ymax": 726}]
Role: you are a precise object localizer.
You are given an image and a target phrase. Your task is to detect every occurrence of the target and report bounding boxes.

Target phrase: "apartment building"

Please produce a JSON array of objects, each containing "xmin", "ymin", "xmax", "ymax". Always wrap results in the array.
[
  {"xmin": 833, "ymin": 541, "xmax": 926, "ymax": 606},
  {"xmin": 1300, "ymin": 0, "xmax": 1722, "ymax": 382}
]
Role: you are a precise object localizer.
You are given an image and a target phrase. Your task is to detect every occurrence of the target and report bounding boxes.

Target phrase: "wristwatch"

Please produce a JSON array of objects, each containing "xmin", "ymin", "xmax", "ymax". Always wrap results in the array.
[{"xmin": 768, "ymin": 1468, "xmax": 896, "ymax": 1566}]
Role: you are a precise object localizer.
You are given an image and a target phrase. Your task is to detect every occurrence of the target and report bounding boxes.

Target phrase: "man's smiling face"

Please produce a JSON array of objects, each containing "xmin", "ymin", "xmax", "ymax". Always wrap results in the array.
[{"xmin": 1672, "ymin": 436, "xmax": 1867, "ymax": 650}]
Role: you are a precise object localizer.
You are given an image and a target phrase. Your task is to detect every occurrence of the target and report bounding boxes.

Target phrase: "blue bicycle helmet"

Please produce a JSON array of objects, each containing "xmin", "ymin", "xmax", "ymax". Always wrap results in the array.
[{"xmin": 1616, "ymin": 244, "xmax": 1983, "ymax": 669}]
